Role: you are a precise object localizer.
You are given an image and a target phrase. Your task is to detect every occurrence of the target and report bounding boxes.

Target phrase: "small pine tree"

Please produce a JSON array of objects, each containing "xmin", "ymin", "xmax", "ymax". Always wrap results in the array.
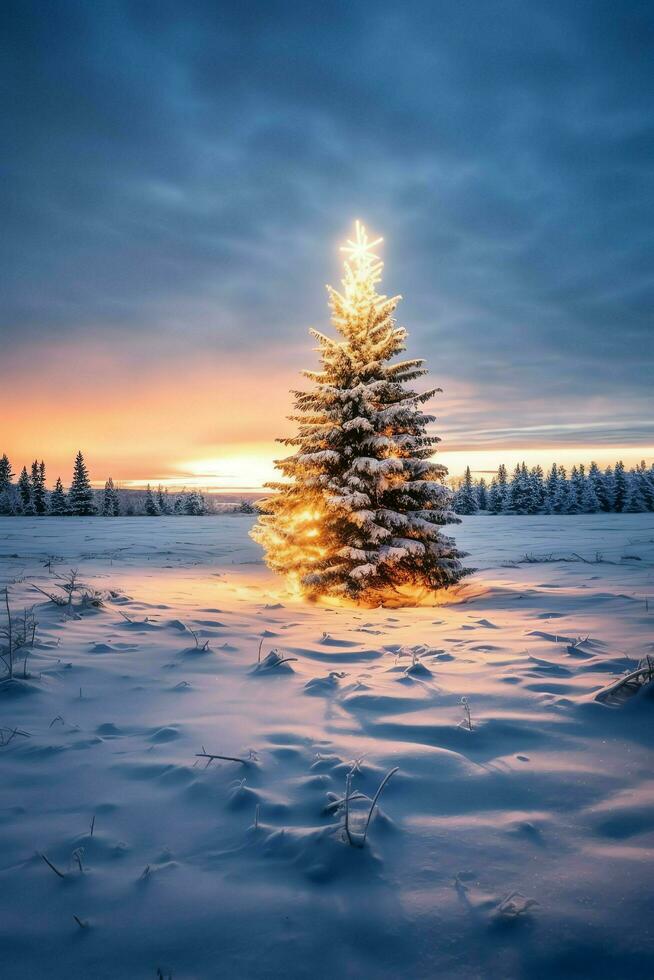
[
  {"xmin": 0, "ymin": 454, "xmax": 14, "ymax": 492},
  {"xmin": 544, "ymin": 463, "xmax": 559, "ymax": 508},
  {"xmin": 17, "ymin": 466, "xmax": 31, "ymax": 511},
  {"xmin": 0, "ymin": 489, "xmax": 16, "ymax": 515},
  {"xmin": 580, "ymin": 480, "xmax": 600, "ymax": 513},
  {"xmin": 528, "ymin": 466, "xmax": 545, "ymax": 513},
  {"xmin": 31, "ymin": 460, "xmax": 47, "ymax": 515},
  {"xmin": 588, "ymin": 461, "xmax": 610, "ymax": 511},
  {"xmin": 476, "ymin": 477, "xmax": 488, "ymax": 511},
  {"xmin": 173, "ymin": 495, "xmax": 184, "ymax": 514},
  {"xmin": 144, "ymin": 484, "xmax": 159, "ymax": 516},
  {"xmin": 622, "ymin": 474, "xmax": 647, "ymax": 513},
  {"xmin": 102, "ymin": 478, "xmax": 121, "ymax": 516},
  {"xmin": 49, "ymin": 477, "xmax": 69, "ymax": 515},
  {"xmin": 454, "ymin": 467, "xmax": 478, "ymax": 515},
  {"xmin": 156, "ymin": 485, "xmax": 171, "ymax": 515},
  {"xmin": 613, "ymin": 461, "xmax": 628, "ymax": 512},
  {"xmin": 184, "ymin": 491, "xmax": 205, "ymax": 516},
  {"xmin": 508, "ymin": 463, "xmax": 531, "ymax": 514},
  {"xmin": 69, "ymin": 451, "xmax": 96, "ymax": 515},
  {"xmin": 635, "ymin": 462, "xmax": 654, "ymax": 511},
  {"xmin": 487, "ymin": 478, "xmax": 503, "ymax": 514}
]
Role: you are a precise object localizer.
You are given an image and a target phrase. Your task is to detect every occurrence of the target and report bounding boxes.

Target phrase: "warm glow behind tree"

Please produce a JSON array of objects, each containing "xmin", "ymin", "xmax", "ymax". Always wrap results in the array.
[{"xmin": 251, "ymin": 221, "xmax": 469, "ymax": 603}]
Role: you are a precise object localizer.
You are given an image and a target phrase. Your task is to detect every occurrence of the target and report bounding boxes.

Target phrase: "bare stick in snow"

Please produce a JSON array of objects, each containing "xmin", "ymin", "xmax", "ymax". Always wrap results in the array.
[{"xmin": 40, "ymin": 852, "xmax": 65, "ymax": 878}]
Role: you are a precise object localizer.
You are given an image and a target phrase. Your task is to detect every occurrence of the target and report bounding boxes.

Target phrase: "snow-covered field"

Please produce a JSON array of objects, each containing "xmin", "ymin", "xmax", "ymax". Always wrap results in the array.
[{"xmin": 1, "ymin": 515, "xmax": 653, "ymax": 980}]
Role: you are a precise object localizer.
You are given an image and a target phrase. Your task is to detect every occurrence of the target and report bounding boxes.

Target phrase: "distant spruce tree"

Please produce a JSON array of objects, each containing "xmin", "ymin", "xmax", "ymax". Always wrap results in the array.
[
  {"xmin": 613, "ymin": 461, "xmax": 628, "ymax": 512},
  {"xmin": 545, "ymin": 463, "xmax": 559, "ymax": 505},
  {"xmin": 17, "ymin": 466, "xmax": 32, "ymax": 511},
  {"xmin": 508, "ymin": 464, "xmax": 532, "ymax": 514},
  {"xmin": 0, "ymin": 454, "xmax": 14, "ymax": 492},
  {"xmin": 588, "ymin": 461, "xmax": 610, "ymax": 511},
  {"xmin": 635, "ymin": 461, "xmax": 654, "ymax": 510},
  {"xmin": 623, "ymin": 474, "xmax": 647, "ymax": 513},
  {"xmin": 0, "ymin": 490, "xmax": 16, "ymax": 515},
  {"xmin": 69, "ymin": 451, "xmax": 96, "ymax": 515},
  {"xmin": 144, "ymin": 484, "xmax": 159, "ymax": 516},
  {"xmin": 156, "ymin": 485, "xmax": 171, "ymax": 514},
  {"xmin": 528, "ymin": 466, "xmax": 545, "ymax": 513},
  {"xmin": 49, "ymin": 477, "xmax": 69, "ymax": 515},
  {"xmin": 173, "ymin": 495, "xmax": 184, "ymax": 515},
  {"xmin": 487, "ymin": 479, "xmax": 504, "ymax": 514},
  {"xmin": 31, "ymin": 460, "xmax": 47, "ymax": 515},
  {"xmin": 496, "ymin": 464, "xmax": 508, "ymax": 508},
  {"xmin": 580, "ymin": 480, "xmax": 600, "ymax": 513},
  {"xmin": 102, "ymin": 478, "xmax": 121, "ymax": 516},
  {"xmin": 455, "ymin": 467, "xmax": 478, "ymax": 515},
  {"xmin": 476, "ymin": 477, "xmax": 488, "ymax": 511},
  {"xmin": 184, "ymin": 491, "xmax": 205, "ymax": 516},
  {"xmin": 602, "ymin": 465, "xmax": 616, "ymax": 512}
]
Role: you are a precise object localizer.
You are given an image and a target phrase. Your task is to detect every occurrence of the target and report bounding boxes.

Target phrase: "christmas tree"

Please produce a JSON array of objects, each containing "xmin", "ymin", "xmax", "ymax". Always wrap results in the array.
[
  {"xmin": 252, "ymin": 221, "xmax": 468, "ymax": 604},
  {"xmin": 69, "ymin": 451, "xmax": 96, "ymax": 515}
]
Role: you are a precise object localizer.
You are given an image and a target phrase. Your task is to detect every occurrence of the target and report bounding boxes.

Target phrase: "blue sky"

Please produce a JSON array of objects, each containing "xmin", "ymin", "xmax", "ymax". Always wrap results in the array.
[{"xmin": 1, "ymin": 1, "xmax": 652, "ymax": 485}]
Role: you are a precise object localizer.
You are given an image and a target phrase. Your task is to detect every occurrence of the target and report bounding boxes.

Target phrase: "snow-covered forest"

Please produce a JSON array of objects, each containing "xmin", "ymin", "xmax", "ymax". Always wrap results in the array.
[
  {"xmin": 4, "ymin": 451, "xmax": 652, "ymax": 520},
  {"xmin": 454, "ymin": 459, "xmax": 654, "ymax": 515},
  {"xmin": 0, "ymin": 452, "xmax": 256, "ymax": 517}
]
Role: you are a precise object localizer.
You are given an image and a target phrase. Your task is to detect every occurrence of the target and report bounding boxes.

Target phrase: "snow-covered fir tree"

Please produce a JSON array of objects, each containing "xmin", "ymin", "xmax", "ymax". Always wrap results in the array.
[
  {"xmin": 144, "ymin": 484, "xmax": 159, "ymax": 516},
  {"xmin": 623, "ymin": 474, "xmax": 647, "ymax": 513},
  {"xmin": 157, "ymin": 485, "xmax": 171, "ymax": 514},
  {"xmin": 252, "ymin": 221, "xmax": 468, "ymax": 603},
  {"xmin": 494, "ymin": 464, "xmax": 509, "ymax": 511},
  {"xmin": 508, "ymin": 464, "xmax": 531, "ymax": 514},
  {"xmin": 31, "ymin": 460, "xmax": 47, "ymax": 515},
  {"xmin": 0, "ymin": 454, "xmax": 13, "ymax": 492},
  {"xmin": 49, "ymin": 477, "xmax": 69, "ymax": 515},
  {"xmin": 580, "ymin": 479, "xmax": 600, "ymax": 513},
  {"xmin": 102, "ymin": 478, "xmax": 120, "ymax": 516},
  {"xmin": 588, "ymin": 461, "xmax": 609, "ymax": 511},
  {"xmin": 476, "ymin": 477, "xmax": 488, "ymax": 511},
  {"xmin": 613, "ymin": 460, "xmax": 627, "ymax": 512},
  {"xmin": 635, "ymin": 461, "xmax": 654, "ymax": 510},
  {"xmin": 69, "ymin": 451, "xmax": 96, "ymax": 515},
  {"xmin": 17, "ymin": 466, "xmax": 31, "ymax": 511},
  {"xmin": 183, "ymin": 490, "xmax": 205, "ymax": 516},
  {"xmin": 487, "ymin": 478, "xmax": 504, "ymax": 514},
  {"xmin": 455, "ymin": 466, "xmax": 478, "ymax": 515}
]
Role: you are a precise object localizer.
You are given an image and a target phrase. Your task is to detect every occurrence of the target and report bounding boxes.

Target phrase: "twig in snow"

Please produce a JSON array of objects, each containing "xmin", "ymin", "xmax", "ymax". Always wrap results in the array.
[
  {"xmin": 73, "ymin": 914, "xmax": 89, "ymax": 930},
  {"xmin": 40, "ymin": 852, "xmax": 65, "ymax": 878},
  {"xmin": 90, "ymin": 815, "xmax": 95, "ymax": 838},
  {"xmin": 0, "ymin": 726, "xmax": 31, "ymax": 746},
  {"xmin": 195, "ymin": 745, "xmax": 255, "ymax": 768}
]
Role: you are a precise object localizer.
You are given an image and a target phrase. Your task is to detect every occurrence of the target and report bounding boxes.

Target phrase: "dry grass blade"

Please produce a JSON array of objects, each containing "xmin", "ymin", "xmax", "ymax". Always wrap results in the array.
[
  {"xmin": 40, "ymin": 852, "xmax": 65, "ymax": 878},
  {"xmin": 360, "ymin": 766, "xmax": 399, "ymax": 845}
]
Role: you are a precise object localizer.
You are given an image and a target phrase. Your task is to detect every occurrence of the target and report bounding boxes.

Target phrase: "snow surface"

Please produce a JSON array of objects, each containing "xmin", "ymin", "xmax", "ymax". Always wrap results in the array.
[{"xmin": 1, "ymin": 514, "xmax": 653, "ymax": 979}]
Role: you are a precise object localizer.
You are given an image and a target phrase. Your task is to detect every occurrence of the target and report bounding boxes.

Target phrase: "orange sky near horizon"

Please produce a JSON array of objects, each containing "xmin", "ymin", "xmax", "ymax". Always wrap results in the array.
[{"xmin": 3, "ymin": 339, "xmax": 652, "ymax": 492}]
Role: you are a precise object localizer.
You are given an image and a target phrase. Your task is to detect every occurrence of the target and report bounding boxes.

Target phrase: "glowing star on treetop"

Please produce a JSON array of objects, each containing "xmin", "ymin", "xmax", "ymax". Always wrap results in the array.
[{"xmin": 251, "ymin": 220, "xmax": 469, "ymax": 606}]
